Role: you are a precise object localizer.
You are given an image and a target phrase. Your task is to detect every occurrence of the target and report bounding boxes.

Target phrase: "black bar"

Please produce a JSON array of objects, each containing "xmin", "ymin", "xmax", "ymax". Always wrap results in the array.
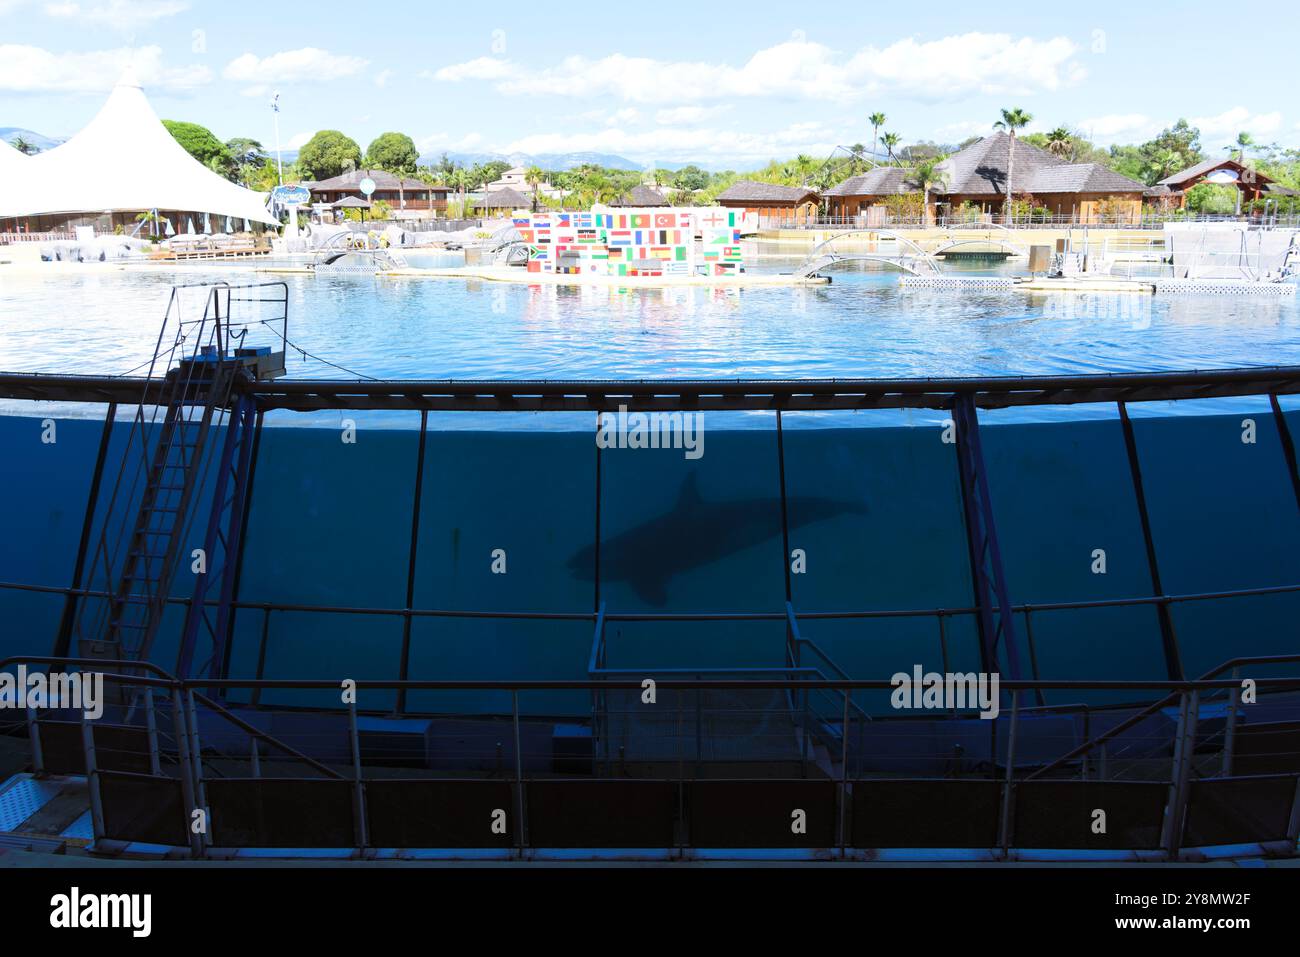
[
  {"xmin": 776, "ymin": 410, "xmax": 792, "ymax": 603},
  {"xmin": 53, "ymin": 401, "xmax": 116, "ymax": 658},
  {"xmin": 4, "ymin": 365, "xmax": 1300, "ymax": 412},
  {"xmin": 1118, "ymin": 402, "xmax": 1183, "ymax": 680},
  {"xmin": 220, "ymin": 408, "xmax": 265, "ymax": 687},
  {"xmin": 593, "ymin": 411, "xmax": 602, "ymax": 611},
  {"xmin": 396, "ymin": 410, "xmax": 428, "ymax": 714},
  {"xmin": 1270, "ymin": 393, "xmax": 1300, "ymax": 512}
]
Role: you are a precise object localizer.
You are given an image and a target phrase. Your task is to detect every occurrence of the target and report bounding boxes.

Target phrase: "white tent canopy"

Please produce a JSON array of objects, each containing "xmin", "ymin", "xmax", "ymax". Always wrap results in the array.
[{"xmin": 0, "ymin": 74, "xmax": 277, "ymax": 225}]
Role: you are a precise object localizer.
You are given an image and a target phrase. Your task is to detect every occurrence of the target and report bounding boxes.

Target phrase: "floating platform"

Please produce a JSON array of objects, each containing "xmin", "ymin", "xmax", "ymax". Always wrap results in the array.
[
  {"xmin": 257, "ymin": 263, "xmax": 830, "ymax": 286},
  {"xmin": 901, "ymin": 274, "xmax": 1297, "ymax": 296}
]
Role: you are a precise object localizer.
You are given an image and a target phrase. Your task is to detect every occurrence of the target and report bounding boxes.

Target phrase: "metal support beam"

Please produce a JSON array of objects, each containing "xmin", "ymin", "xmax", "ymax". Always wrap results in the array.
[
  {"xmin": 1118, "ymin": 402, "xmax": 1183, "ymax": 679},
  {"xmin": 1269, "ymin": 394, "xmax": 1300, "ymax": 512},
  {"xmin": 952, "ymin": 393, "xmax": 1021, "ymax": 678},
  {"xmin": 54, "ymin": 401, "xmax": 116, "ymax": 658},
  {"xmin": 397, "ymin": 410, "xmax": 428, "ymax": 715}
]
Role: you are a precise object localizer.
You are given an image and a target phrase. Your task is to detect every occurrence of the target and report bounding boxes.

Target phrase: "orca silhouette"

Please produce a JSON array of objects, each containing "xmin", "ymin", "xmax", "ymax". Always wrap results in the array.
[{"xmin": 567, "ymin": 472, "xmax": 868, "ymax": 606}]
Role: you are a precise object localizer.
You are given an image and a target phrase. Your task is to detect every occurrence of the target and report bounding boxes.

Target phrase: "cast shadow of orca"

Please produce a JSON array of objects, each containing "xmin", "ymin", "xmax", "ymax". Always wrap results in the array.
[{"xmin": 566, "ymin": 472, "xmax": 868, "ymax": 606}]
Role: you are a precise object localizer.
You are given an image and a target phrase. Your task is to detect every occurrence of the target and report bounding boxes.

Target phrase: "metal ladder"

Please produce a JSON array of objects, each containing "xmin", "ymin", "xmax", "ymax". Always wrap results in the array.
[{"xmin": 75, "ymin": 282, "xmax": 288, "ymax": 675}]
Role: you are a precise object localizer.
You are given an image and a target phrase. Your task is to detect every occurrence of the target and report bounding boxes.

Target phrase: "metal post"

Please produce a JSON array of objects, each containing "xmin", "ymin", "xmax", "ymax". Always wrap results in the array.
[
  {"xmin": 997, "ymin": 691, "xmax": 1021, "ymax": 856},
  {"xmin": 347, "ymin": 697, "xmax": 368, "ymax": 849},
  {"xmin": 250, "ymin": 738, "xmax": 261, "ymax": 778},
  {"xmin": 144, "ymin": 688, "xmax": 161, "ymax": 776},
  {"xmin": 1023, "ymin": 608, "xmax": 1045, "ymax": 707},
  {"xmin": 1118, "ymin": 401, "xmax": 1183, "ymax": 679},
  {"xmin": 1268, "ymin": 394, "xmax": 1300, "ymax": 512},
  {"xmin": 838, "ymin": 689, "xmax": 850, "ymax": 856},
  {"xmin": 397, "ymin": 409, "xmax": 428, "ymax": 715},
  {"xmin": 1222, "ymin": 666, "xmax": 1240, "ymax": 776},
  {"xmin": 1162, "ymin": 690, "xmax": 1199, "ymax": 857},
  {"xmin": 512, "ymin": 690, "xmax": 525, "ymax": 852},
  {"xmin": 183, "ymin": 689, "xmax": 208, "ymax": 852},
  {"xmin": 1285, "ymin": 777, "xmax": 1300, "ymax": 847},
  {"xmin": 172, "ymin": 689, "xmax": 203, "ymax": 857},
  {"xmin": 26, "ymin": 706, "xmax": 44, "ymax": 773},
  {"xmin": 80, "ymin": 708, "xmax": 106, "ymax": 843}
]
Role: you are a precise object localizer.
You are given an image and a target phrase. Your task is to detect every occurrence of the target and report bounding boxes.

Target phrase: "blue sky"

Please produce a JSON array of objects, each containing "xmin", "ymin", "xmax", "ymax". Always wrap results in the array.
[{"xmin": 2, "ymin": 0, "xmax": 1297, "ymax": 167}]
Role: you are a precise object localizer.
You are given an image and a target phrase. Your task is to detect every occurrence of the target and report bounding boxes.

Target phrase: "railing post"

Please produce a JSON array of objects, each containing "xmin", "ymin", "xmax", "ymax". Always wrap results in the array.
[
  {"xmin": 79, "ymin": 706, "xmax": 106, "ymax": 844},
  {"xmin": 250, "ymin": 738, "xmax": 261, "ymax": 778},
  {"xmin": 1162, "ymin": 690, "xmax": 1199, "ymax": 858},
  {"xmin": 144, "ymin": 688, "xmax": 161, "ymax": 776},
  {"xmin": 347, "ymin": 696, "xmax": 368, "ymax": 850},
  {"xmin": 172, "ymin": 688, "xmax": 203, "ymax": 857},
  {"xmin": 183, "ymin": 688, "xmax": 209, "ymax": 854},
  {"xmin": 512, "ymin": 689, "xmax": 526, "ymax": 854},
  {"xmin": 997, "ymin": 691, "xmax": 1021, "ymax": 857},
  {"xmin": 26, "ymin": 705, "xmax": 44, "ymax": 774},
  {"xmin": 1222, "ymin": 666, "xmax": 1241, "ymax": 776},
  {"xmin": 1286, "ymin": 777, "xmax": 1300, "ymax": 849},
  {"xmin": 838, "ymin": 688, "xmax": 850, "ymax": 857}
]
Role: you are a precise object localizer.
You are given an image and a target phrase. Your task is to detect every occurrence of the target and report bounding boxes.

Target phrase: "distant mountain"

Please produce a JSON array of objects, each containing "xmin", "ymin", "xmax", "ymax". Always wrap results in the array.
[
  {"xmin": 1, "ymin": 127, "xmax": 64, "ymax": 152},
  {"xmin": 418, "ymin": 150, "xmax": 645, "ymax": 172}
]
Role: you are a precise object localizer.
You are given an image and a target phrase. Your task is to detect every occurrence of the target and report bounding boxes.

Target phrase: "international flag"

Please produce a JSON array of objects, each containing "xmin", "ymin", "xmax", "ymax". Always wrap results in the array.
[
  {"xmin": 631, "ymin": 214, "xmax": 650, "ymax": 228},
  {"xmin": 655, "ymin": 213, "xmax": 674, "ymax": 228}
]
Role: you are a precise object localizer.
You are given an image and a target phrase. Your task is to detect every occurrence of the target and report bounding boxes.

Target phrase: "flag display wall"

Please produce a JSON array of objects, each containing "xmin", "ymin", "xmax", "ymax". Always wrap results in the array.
[{"xmin": 512, "ymin": 207, "xmax": 744, "ymax": 276}]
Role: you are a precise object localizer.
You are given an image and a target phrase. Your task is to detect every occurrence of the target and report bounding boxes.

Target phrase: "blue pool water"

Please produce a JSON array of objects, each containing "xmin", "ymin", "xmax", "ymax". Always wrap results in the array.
[{"xmin": 2, "ymin": 255, "xmax": 1297, "ymax": 385}]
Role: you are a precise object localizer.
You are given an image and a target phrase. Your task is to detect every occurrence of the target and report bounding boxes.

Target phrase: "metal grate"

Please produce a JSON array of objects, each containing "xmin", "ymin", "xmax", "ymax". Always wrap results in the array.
[{"xmin": 0, "ymin": 774, "xmax": 64, "ymax": 832}]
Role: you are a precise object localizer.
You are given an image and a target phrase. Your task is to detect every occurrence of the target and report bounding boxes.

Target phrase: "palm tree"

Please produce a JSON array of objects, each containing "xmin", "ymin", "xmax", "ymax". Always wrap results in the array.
[
  {"xmin": 910, "ymin": 159, "xmax": 949, "ymax": 225},
  {"xmin": 10, "ymin": 136, "xmax": 38, "ymax": 155},
  {"xmin": 881, "ymin": 132, "xmax": 901, "ymax": 165},
  {"xmin": 1045, "ymin": 127, "xmax": 1072, "ymax": 159},
  {"xmin": 1146, "ymin": 148, "xmax": 1182, "ymax": 186},
  {"xmin": 525, "ymin": 165, "xmax": 545, "ymax": 212},
  {"xmin": 994, "ymin": 107, "xmax": 1033, "ymax": 220},
  {"xmin": 1231, "ymin": 131, "xmax": 1254, "ymax": 164},
  {"xmin": 868, "ymin": 112, "xmax": 886, "ymax": 165}
]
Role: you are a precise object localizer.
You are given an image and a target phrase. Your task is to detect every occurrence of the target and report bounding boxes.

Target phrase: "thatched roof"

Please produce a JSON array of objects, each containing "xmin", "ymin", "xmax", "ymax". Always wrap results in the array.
[
  {"xmin": 610, "ymin": 184, "xmax": 669, "ymax": 207},
  {"xmin": 823, "ymin": 167, "xmax": 914, "ymax": 197},
  {"xmin": 1025, "ymin": 163, "xmax": 1145, "ymax": 194},
  {"xmin": 935, "ymin": 132, "xmax": 1062, "ymax": 196},
  {"xmin": 481, "ymin": 187, "xmax": 530, "ymax": 209},
  {"xmin": 308, "ymin": 168, "xmax": 447, "ymax": 192},
  {"xmin": 716, "ymin": 180, "xmax": 818, "ymax": 203}
]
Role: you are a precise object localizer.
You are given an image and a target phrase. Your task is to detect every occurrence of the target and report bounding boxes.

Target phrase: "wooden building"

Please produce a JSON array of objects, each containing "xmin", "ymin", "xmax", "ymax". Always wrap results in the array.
[
  {"xmin": 307, "ymin": 169, "xmax": 450, "ymax": 218},
  {"xmin": 716, "ymin": 181, "xmax": 819, "ymax": 226}
]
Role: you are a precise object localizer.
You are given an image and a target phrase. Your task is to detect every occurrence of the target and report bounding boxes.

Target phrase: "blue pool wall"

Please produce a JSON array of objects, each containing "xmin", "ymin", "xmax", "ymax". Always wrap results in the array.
[{"xmin": 1, "ymin": 405, "xmax": 1298, "ymax": 715}]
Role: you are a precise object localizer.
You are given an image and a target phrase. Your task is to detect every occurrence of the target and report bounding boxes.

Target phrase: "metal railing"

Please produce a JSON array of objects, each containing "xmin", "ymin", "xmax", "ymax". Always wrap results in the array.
[{"xmin": 8, "ymin": 655, "xmax": 1300, "ymax": 857}]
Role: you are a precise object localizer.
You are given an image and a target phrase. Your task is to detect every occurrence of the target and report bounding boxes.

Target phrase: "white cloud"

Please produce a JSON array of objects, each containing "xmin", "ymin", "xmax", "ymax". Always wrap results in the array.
[
  {"xmin": 0, "ymin": 43, "xmax": 210, "ymax": 92},
  {"xmin": 417, "ymin": 131, "xmax": 483, "ymax": 153},
  {"xmin": 285, "ymin": 131, "xmax": 313, "ymax": 150},
  {"xmin": 425, "ymin": 57, "xmax": 516, "ymax": 82},
  {"xmin": 43, "ymin": 0, "xmax": 188, "ymax": 30},
  {"xmin": 223, "ymin": 48, "xmax": 368, "ymax": 85},
  {"xmin": 934, "ymin": 119, "xmax": 993, "ymax": 140},
  {"xmin": 654, "ymin": 105, "xmax": 729, "ymax": 125},
  {"xmin": 605, "ymin": 107, "xmax": 641, "ymax": 126},
  {"xmin": 433, "ymin": 34, "xmax": 1084, "ymax": 104},
  {"xmin": 1075, "ymin": 113, "xmax": 1161, "ymax": 144},
  {"xmin": 374, "ymin": 69, "xmax": 394, "ymax": 88},
  {"xmin": 1190, "ymin": 107, "xmax": 1282, "ymax": 142},
  {"xmin": 499, "ymin": 121, "xmax": 840, "ymax": 165}
]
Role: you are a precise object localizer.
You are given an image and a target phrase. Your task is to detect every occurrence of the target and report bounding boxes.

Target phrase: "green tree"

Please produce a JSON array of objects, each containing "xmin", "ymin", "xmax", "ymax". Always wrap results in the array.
[
  {"xmin": 298, "ymin": 130, "xmax": 362, "ymax": 180},
  {"xmin": 524, "ymin": 164, "xmax": 545, "ymax": 212},
  {"xmin": 868, "ymin": 112, "xmax": 886, "ymax": 164},
  {"xmin": 1044, "ymin": 126, "xmax": 1072, "ymax": 158},
  {"xmin": 366, "ymin": 132, "xmax": 419, "ymax": 210},
  {"xmin": 994, "ymin": 107, "xmax": 1033, "ymax": 219},
  {"xmin": 164, "ymin": 120, "xmax": 236, "ymax": 179},
  {"xmin": 9, "ymin": 136, "xmax": 38, "ymax": 155},
  {"xmin": 672, "ymin": 164, "xmax": 710, "ymax": 191},
  {"xmin": 880, "ymin": 132, "xmax": 901, "ymax": 165}
]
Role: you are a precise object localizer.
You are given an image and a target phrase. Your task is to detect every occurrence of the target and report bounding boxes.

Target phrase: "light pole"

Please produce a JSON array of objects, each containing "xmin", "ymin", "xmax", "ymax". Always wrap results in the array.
[{"xmin": 271, "ymin": 91, "xmax": 284, "ymax": 186}]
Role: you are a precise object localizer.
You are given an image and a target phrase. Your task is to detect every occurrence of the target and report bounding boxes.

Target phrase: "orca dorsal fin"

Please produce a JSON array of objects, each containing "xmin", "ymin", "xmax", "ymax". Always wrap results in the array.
[{"xmin": 676, "ymin": 472, "xmax": 704, "ymax": 510}]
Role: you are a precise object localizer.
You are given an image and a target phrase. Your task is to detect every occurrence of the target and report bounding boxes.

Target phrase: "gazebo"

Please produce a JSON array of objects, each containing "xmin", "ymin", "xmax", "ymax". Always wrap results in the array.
[
  {"xmin": 1157, "ymin": 158, "xmax": 1286, "ymax": 212},
  {"xmin": 330, "ymin": 195, "xmax": 372, "ymax": 222}
]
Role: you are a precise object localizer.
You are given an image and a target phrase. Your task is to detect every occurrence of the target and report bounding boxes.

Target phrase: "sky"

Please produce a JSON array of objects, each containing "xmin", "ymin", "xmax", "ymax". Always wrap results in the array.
[{"xmin": 2, "ymin": 0, "xmax": 1298, "ymax": 168}]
